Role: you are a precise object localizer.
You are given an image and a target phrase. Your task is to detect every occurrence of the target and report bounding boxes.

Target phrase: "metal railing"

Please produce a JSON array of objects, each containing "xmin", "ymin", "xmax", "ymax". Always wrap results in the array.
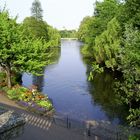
[
  {"xmin": 51, "ymin": 112, "xmax": 140, "ymax": 140},
  {"xmin": 0, "ymin": 104, "xmax": 139, "ymax": 140}
]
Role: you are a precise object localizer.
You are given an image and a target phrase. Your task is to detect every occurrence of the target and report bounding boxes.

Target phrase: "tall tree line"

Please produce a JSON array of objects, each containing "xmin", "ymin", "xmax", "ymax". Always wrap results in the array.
[{"xmin": 78, "ymin": 0, "xmax": 140, "ymax": 127}]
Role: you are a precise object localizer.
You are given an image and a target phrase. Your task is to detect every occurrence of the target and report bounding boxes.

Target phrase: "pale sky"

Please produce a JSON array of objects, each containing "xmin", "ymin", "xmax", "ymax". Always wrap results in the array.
[{"xmin": 0, "ymin": 0, "xmax": 94, "ymax": 30}]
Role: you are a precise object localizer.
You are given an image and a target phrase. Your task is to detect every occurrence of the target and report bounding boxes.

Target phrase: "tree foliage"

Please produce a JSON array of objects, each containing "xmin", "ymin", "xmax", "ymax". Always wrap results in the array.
[
  {"xmin": 115, "ymin": 24, "xmax": 140, "ymax": 126},
  {"xmin": 78, "ymin": 0, "xmax": 140, "ymax": 127},
  {"xmin": 77, "ymin": 16, "xmax": 93, "ymax": 42},
  {"xmin": 59, "ymin": 29, "xmax": 77, "ymax": 38},
  {"xmin": 120, "ymin": 0, "xmax": 140, "ymax": 28},
  {"xmin": 78, "ymin": 0, "xmax": 119, "ymax": 47},
  {"xmin": 22, "ymin": 0, "xmax": 61, "ymax": 70},
  {"xmin": 0, "ymin": 12, "xmax": 51, "ymax": 88},
  {"xmin": 22, "ymin": 17, "xmax": 49, "ymax": 41},
  {"xmin": 93, "ymin": 18, "xmax": 121, "ymax": 69},
  {"xmin": 22, "ymin": 17, "xmax": 60, "ymax": 47},
  {"xmin": 48, "ymin": 26, "xmax": 61, "ymax": 47}
]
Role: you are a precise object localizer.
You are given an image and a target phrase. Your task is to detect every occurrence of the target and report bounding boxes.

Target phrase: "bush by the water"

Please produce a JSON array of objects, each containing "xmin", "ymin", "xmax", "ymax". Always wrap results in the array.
[{"xmin": 129, "ymin": 133, "xmax": 140, "ymax": 140}]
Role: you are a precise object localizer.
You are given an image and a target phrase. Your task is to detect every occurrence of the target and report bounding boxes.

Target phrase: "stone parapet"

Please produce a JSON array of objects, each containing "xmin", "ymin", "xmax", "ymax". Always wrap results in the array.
[{"xmin": 0, "ymin": 110, "xmax": 25, "ymax": 134}]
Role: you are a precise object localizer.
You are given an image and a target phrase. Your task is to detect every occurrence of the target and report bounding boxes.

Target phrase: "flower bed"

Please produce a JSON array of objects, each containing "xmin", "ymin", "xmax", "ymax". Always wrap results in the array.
[{"xmin": 7, "ymin": 85, "xmax": 54, "ymax": 116}]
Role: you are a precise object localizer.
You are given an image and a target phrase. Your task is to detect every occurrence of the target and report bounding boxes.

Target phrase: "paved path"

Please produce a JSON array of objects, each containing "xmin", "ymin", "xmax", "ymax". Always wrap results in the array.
[
  {"xmin": 0, "ymin": 92, "xmax": 139, "ymax": 140},
  {"xmin": 0, "ymin": 93, "xmax": 95, "ymax": 140}
]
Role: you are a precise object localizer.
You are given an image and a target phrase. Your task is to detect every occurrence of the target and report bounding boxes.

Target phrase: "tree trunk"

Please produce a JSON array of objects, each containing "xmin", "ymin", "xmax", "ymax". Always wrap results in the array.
[{"xmin": 5, "ymin": 67, "xmax": 12, "ymax": 88}]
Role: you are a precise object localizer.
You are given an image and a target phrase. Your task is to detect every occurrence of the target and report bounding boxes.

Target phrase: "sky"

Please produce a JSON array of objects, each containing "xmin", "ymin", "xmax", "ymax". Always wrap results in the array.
[{"xmin": 0, "ymin": 0, "xmax": 94, "ymax": 30}]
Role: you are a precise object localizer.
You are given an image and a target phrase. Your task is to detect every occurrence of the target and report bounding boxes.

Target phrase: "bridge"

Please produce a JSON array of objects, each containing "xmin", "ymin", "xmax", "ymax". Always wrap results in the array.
[{"xmin": 61, "ymin": 38, "xmax": 78, "ymax": 40}]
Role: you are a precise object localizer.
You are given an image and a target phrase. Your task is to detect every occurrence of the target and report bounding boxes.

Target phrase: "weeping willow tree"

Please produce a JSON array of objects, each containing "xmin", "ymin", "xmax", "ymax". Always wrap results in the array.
[{"xmin": 92, "ymin": 18, "xmax": 121, "ymax": 71}]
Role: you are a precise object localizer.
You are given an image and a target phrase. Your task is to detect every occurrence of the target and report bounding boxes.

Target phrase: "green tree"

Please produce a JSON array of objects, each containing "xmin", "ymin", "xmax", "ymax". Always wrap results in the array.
[
  {"xmin": 59, "ymin": 30, "xmax": 77, "ymax": 38},
  {"xmin": 93, "ymin": 18, "xmax": 121, "ymax": 70},
  {"xmin": 48, "ymin": 26, "xmax": 61, "ymax": 47},
  {"xmin": 0, "ymin": 12, "xmax": 50, "ymax": 88},
  {"xmin": 121, "ymin": 0, "xmax": 140, "ymax": 28},
  {"xmin": 77, "ymin": 16, "xmax": 93, "ymax": 42},
  {"xmin": 79, "ymin": 0, "xmax": 140, "ymax": 127},
  {"xmin": 22, "ymin": 17, "xmax": 49, "ymax": 41},
  {"xmin": 31, "ymin": 0, "xmax": 43, "ymax": 20},
  {"xmin": 116, "ymin": 24, "xmax": 140, "ymax": 126},
  {"xmin": 89, "ymin": 0, "xmax": 119, "ymax": 46},
  {"xmin": 22, "ymin": 17, "xmax": 60, "ymax": 47},
  {"xmin": 79, "ymin": 0, "xmax": 120, "ymax": 58}
]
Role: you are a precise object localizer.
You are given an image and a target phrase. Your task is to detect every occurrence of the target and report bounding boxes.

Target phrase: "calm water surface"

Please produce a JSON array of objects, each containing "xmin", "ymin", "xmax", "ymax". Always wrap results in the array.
[{"xmin": 22, "ymin": 40, "xmax": 127, "ymax": 124}]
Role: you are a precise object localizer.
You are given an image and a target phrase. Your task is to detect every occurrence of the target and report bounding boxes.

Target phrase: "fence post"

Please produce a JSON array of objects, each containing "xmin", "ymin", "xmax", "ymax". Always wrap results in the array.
[
  {"xmin": 116, "ymin": 131, "xmax": 119, "ymax": 140},
  {"xmin": 66, "ymin": 116, "xmax": 71, "ymax": 129},
  {"xmin": 87, "ymin": 128, "xmax": 91, "ymax": 136},
  {"xmin": 52, "ymin": 116, "xmax": 56, "ymax": 124},
  {"xmin": 68, "ymin": 121, "xmax": 71, "ymax": 128},
  {"xmin": 86, "ymin": 123, "xmax": 91, "ymax": 137}
]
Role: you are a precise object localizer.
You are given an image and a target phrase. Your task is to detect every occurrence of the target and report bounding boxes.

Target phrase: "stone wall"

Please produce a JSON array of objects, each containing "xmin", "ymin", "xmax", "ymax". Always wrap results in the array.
[{"xmin": 0, "ymin": 110, "xmax": 25, "ymax": 135}]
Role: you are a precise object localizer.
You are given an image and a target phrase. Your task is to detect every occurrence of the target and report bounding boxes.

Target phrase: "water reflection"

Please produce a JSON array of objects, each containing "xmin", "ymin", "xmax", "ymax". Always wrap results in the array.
[
  {"xmin": 32, "ymin": 69, "xmax": 45, "ymax": 92},
  {"xmin": 32, "ymin": 47, "xmax": 61, "ymax": 92},
  {"xmin": 86, "ymin": 68, "xmax": 129, "ymax": 124}
]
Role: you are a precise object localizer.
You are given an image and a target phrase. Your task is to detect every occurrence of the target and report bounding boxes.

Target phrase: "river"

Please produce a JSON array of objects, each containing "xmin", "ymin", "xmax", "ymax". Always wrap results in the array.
[{"xmin": 22, "ymin": 40, "xmax": 127, "ymax": 124}]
